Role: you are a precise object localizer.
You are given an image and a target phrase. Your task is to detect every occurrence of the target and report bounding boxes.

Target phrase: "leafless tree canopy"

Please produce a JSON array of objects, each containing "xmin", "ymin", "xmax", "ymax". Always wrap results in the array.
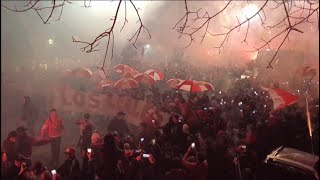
[{"xmin": 1, "ymin": 0, "xmax": 319, "ymax": 70}]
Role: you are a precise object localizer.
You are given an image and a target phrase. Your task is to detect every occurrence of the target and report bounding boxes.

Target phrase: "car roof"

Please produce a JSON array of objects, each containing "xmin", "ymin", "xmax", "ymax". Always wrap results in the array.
[{"xmin": 266, "ymin": 146, "xmax": 319, "ymax": 173}]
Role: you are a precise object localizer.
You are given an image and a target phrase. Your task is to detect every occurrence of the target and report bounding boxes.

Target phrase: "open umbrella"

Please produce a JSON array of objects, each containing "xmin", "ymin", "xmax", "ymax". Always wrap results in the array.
[
  {"xmin": 134, "ymin": 73, "xmax": 156, "ymax": 85},
  {"xmin": 96, "ymin": 79, "xmax": 114, "ymax": 90},
  {"xmin": 165, "ymin": 79, "xmax": 182, "ymax": 88},
  {"xmin": 144, "ymin": 69, "xmax": 164, "ymax": 81},
  {"xmin": 176, "ymin": 80, "xmax": 214, "ymax": 92},
  {"xmin": 98, "ymin": 79, "xmax": 114, "ymax": 88},
  {"xmin": 114, "ymin": 64, "xmax": 135, "ymax": 74},
  {"xmin": 114, "ymin": 78, "xmax": 139, "ymax": 89},
  {"xmin": 123, "ymin": 70, "xmax": 140, "ymax": 78},
  {"xmin": 71, "ymin": 67, "xmax": 93, "ymax": 79}
]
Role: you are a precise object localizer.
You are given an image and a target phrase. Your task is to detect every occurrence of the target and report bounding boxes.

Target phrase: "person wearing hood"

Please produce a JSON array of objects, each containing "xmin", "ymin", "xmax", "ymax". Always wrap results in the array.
[{"xmin": 2, "ymin": 131, "xmax": 18, "ymax": 164}]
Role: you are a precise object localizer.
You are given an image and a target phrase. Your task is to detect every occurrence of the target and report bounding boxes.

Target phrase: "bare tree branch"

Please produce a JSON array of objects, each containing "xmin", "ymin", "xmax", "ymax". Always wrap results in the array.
[
  {"xmin": 72, "ymin": 0, "xmax": 123, "ymax": 70},
  {"xmin": 120, "ymin": 0, "xmax": 128, "ymax": 32},
  {"xmin": 2, "ymin": 0, "xmax": 318, "ymax": 70},
  {"xmin": 127, "ymin": 0, "xmax": 151, "ymax": 48},
  {"xmin": 241, "ymin": 19, "xmax": 250, "ymax": 45},
  {"xmin": 173, "ymin": 0, "xmax": 318, "ymax": 68},
  {"xmin": 1, "ymin": 0, "xmax": 39, "ymax": 12},
  {"xmin": 176, "ymin": 0, "xmax": 233, "ymax": 48}
]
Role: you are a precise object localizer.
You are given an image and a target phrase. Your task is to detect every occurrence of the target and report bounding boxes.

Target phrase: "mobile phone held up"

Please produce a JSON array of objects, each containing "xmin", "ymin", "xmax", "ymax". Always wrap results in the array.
[
  {"xmin": 191, "ymin": 142, "xmax": 195, "ymax": 149},
  {"xmin": 87, "ymin": 148, "xmax": 92, "ymax": 153},
  {"xmin": 51, "ymin": 170, "xmax": 57, "ymax": 176},
  {"xmin": 142, "ymin": 154, "xmax": 150, "ymax": 158}
]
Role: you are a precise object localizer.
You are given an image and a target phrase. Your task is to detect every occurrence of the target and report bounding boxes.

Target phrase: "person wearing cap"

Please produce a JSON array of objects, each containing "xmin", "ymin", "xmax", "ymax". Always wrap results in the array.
[
  {"xmin": 21, "ymin": 96, "xmax": 39, "ymax": 135},
  {"xmin": 2, "ymin": 131, "xmax": 18, "ymax": 164},
  {"xmin": 108, "ymin": 112, "xmax": 130, "ymax": 140},
  {"xmin": 41, "ymin": 109, "xmax": 64, "ymax": 167},
  {"xmin": 56, "ymin": 147, "xmax": 80, "ymax": 180}
]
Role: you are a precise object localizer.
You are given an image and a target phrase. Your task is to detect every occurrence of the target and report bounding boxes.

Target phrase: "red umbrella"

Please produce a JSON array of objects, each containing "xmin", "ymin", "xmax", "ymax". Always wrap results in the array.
[
  {"xmin": 144, "ymin": 69, "xmax": 164, "ymax": 81},
  {"xmin": 114, "ymin": 64, "xmax": 135, "ymax": 74},
  {"xmin": 123, "ymin": 70, "xmax": 139, "ymax": 78},
  {"xmin": 96, "ymin": 79, "xmax": 114, "ymax": 90},
  {"xmin": 134, "ymin": 73, "xmax": 156, "ymax": 85},
  {"xmin": 166, "ymin": 79, "xmax": 182, "ymax": 88},
  {"xmin": 71, "ymin": 68, "xmax": 93, "ymax": 78},
  {"xmin": 198, "ymin": 81, "xmax": 215, "ymax": 91},
  {"xmin": 176, "ymin": 80, "xmax": 214, "ymax": 92},
  {"xmin": 98, "ymin": 79, "xmax": 114, "ymax": 88},
  {"xmin": 114, "ymin": 78, "xmax": 139, "ymax": 89}
]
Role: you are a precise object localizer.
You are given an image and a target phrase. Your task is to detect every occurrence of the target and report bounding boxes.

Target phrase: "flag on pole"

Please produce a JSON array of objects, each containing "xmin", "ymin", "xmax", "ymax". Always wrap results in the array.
[{"xmin": 262, "ymin": 87, "xmax": 299, "ymax": 112}]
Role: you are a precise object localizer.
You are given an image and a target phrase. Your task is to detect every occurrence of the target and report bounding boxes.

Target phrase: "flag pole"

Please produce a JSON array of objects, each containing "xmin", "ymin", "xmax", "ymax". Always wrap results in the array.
[{"xmin": 305, "ymin": 97, "xmax": 315, "ymax": 156}]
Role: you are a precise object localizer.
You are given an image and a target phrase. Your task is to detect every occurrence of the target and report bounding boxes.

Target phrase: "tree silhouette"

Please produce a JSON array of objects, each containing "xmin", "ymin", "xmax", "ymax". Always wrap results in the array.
[{"xmin": 2, "ymin": 0, "xmax": 319, "ymax": 71}]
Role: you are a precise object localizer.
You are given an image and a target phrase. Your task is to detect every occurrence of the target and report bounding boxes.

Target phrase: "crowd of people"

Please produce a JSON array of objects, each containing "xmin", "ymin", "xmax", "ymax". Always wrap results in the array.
[{"xmin": 1, "ymin": 57, "xmax": 319, "ymax": 180}]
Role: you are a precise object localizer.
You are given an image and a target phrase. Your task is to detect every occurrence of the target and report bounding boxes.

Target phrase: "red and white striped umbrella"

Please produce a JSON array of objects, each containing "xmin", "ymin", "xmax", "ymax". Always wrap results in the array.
[
  {"xmin": 176, "ymin": 80, "xmax": 214, "ymax": 92},
  {"xmin": 165, "ymin": 79, "xmax": 182, "ymax": 88},
  {"xmin": 114, "ymin": 78, "xmax": 139, "ymax": 89},
  {"xmin": 198, "ymin": 81, "xmax": 215, "ymax": 91},
  {"xmin": 134, "ymin": 73, "xmax": 156, "ymax": 85},
  {"xmin": 114, "ymin": 64, "xmax": 135, "ymax": 74},
  {"xmin": 71, "ymin": 67, "xmax": 93, "ymax": 79},
  {"xmin": 144, "ymin": 69, "xmax": 164, "ymax": 81}
]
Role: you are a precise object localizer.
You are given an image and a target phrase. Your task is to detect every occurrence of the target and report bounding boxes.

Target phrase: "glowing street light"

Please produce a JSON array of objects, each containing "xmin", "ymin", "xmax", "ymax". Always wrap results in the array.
[
  {"xmin": 145, "ymin": 44, "xmax": 151, "ymax": 49},
  {"xmin": 48, "ymin": 38, "xmax": 54, "ymax": 45},
  {"xmin": 242, "ymin": 4, "xmax": 260, "ymax": 20}
]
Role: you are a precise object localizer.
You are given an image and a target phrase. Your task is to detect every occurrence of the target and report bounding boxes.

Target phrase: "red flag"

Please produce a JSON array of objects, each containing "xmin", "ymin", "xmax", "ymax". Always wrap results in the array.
[{"xmin": 262, "ymin": 87, "xmax": 299, "ymax": 112}]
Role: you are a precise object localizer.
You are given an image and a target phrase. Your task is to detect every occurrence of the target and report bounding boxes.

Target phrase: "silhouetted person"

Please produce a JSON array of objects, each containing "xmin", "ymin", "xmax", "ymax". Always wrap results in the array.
[
  {"xmin": 100, "ymin": 134, "xmax": 123, "ymax": 180},
  {"xmin": 21, "ymin": 96, "xmax": 38, "ymax": 135},
  {"xmin": 108, "ymin": 112, "xmax": 130, "ymax": 139},
  {"xmin": 57, "ymin": 147, "xmax": 80, "ymax": 180},
  {"xmin": 2, "ymin": 131, "xmax": 18, "ymax": 164}
]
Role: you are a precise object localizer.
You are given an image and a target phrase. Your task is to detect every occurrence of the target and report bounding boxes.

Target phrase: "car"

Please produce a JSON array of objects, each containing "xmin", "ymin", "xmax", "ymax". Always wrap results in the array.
[{"xmin": 258, "ymin": 146, "xmax": 319, "ymax": 180}]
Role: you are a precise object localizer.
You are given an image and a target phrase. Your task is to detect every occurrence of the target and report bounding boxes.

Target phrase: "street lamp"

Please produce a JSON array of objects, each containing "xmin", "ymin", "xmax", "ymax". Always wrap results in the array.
[{"xmin": 48, "ymin": 38, "xmax": 54, "ymax": 45}]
